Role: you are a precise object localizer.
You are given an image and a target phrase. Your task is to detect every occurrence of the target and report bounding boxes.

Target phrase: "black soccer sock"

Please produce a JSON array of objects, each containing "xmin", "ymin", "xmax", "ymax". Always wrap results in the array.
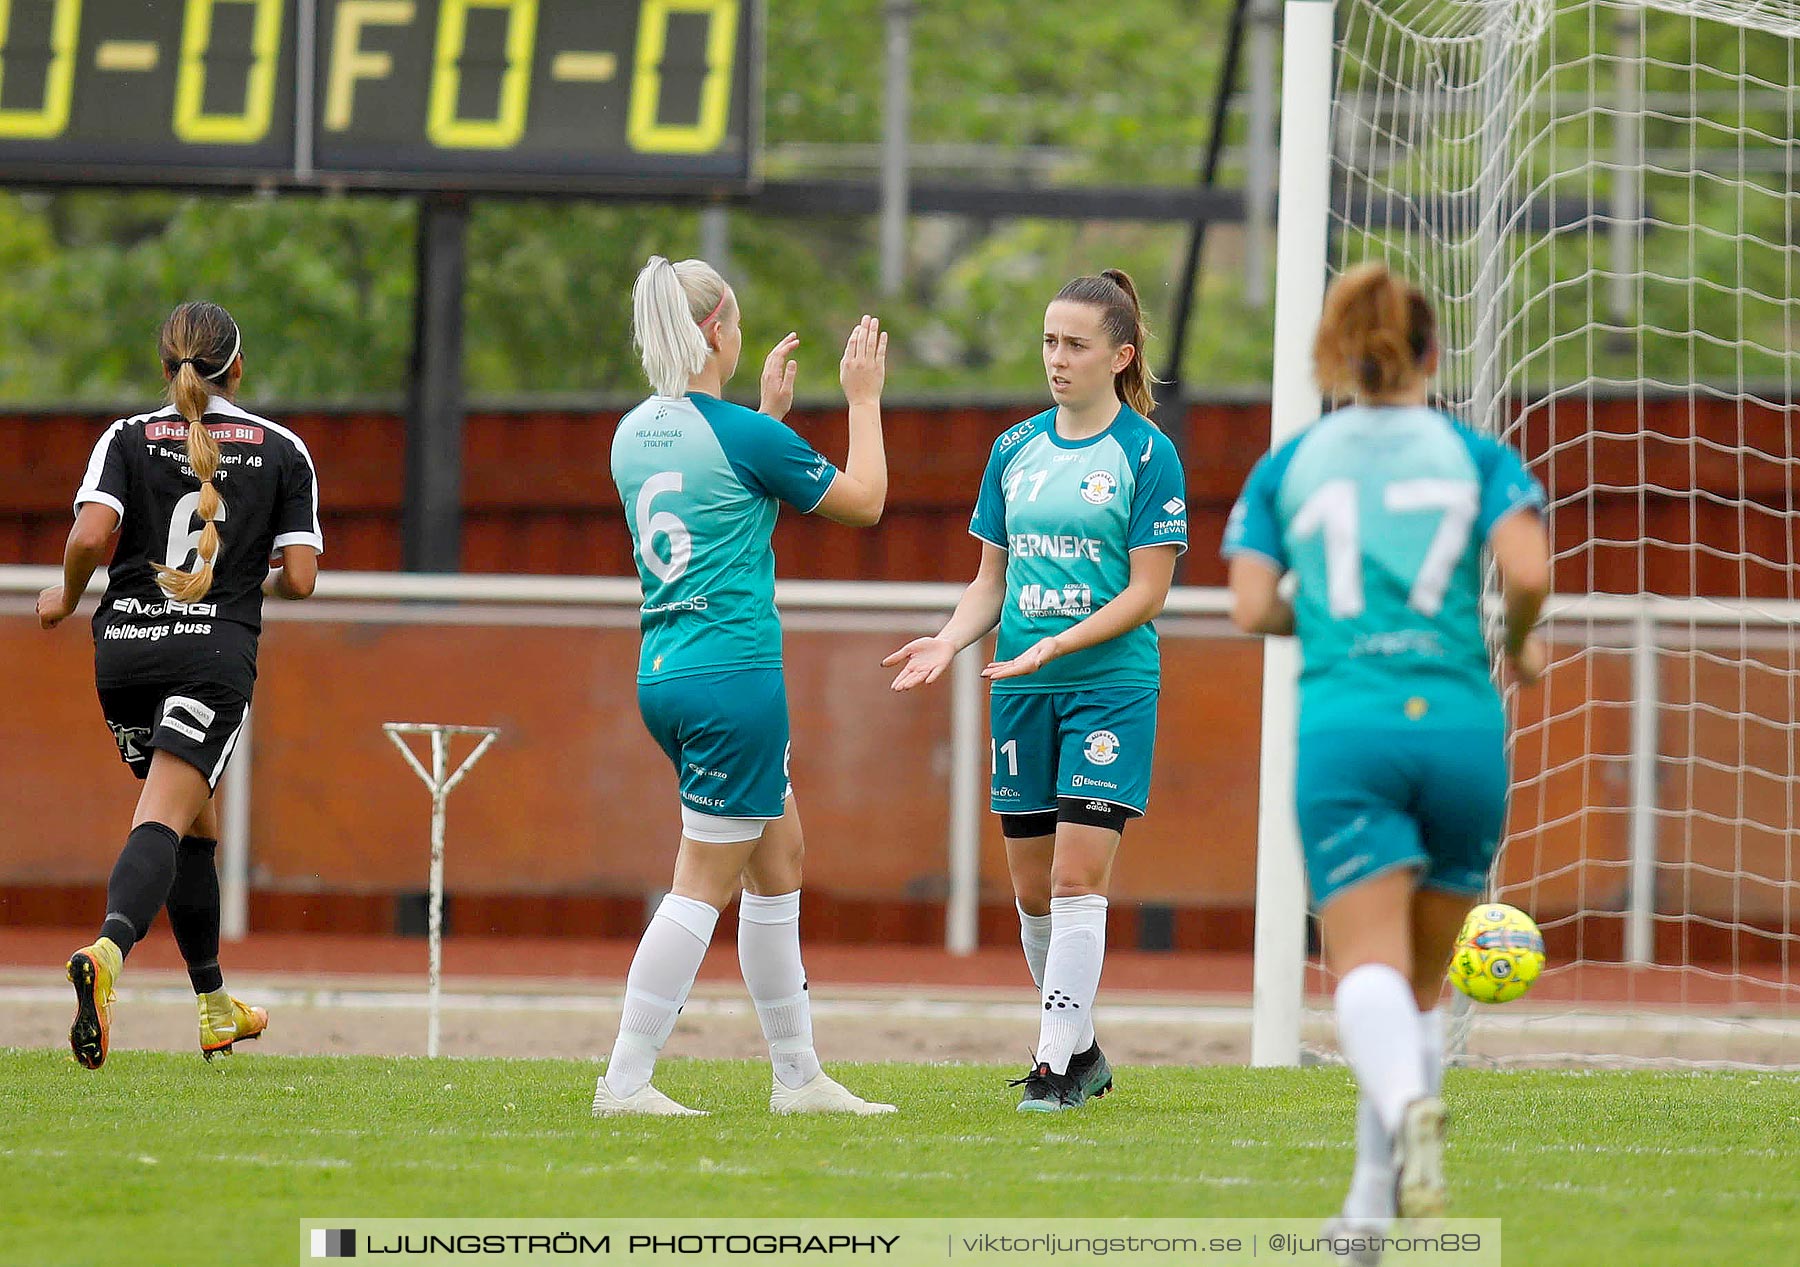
[
  {"xmin": 167, "ymin": 835, "xmax": 224, "ymax": 994},
  {"xmin": 98, "ymin": 822, "xmax": 180, "ymax": 959}
]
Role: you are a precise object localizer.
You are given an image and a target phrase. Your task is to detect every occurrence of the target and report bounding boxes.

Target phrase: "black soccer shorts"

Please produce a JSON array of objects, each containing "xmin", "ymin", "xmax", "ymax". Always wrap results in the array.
[{"xmin": 97, "ymin": 680, "xmax": 250, "ymax": 790}]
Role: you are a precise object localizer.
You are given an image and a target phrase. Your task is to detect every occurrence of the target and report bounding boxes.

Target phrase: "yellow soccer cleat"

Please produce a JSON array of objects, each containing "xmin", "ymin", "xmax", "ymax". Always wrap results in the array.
[
  {"xmin": 199, "ymin": 991, "xmax": 269, "ymax": 1059},
  {"xmin": 66, "ymin": 938, "xmax": 122, "ymax": 1071}
]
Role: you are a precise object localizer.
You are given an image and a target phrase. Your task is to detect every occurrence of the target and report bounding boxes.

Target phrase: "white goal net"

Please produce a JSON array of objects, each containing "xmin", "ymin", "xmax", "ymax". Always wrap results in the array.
[{"xmin": 1269, "ymin": 0, "xmax": 1799, "ymax": 1066}]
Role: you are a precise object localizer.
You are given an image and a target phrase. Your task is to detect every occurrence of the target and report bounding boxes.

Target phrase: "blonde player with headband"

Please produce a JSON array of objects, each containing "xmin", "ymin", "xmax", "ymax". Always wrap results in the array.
[
  {"xmin": 596, "ymin": 255, "xmax": 895, "ymax": 1116},
  {"xmin": 39, "ymin": 301, "xmax": 322, "ymax": 1069}
]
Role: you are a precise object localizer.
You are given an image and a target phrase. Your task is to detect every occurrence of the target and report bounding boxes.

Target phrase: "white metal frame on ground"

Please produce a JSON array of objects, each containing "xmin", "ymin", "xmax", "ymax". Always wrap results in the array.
[{"xmin": 0, "ymin": 566, "xmax": 1237, "ymax": 956}]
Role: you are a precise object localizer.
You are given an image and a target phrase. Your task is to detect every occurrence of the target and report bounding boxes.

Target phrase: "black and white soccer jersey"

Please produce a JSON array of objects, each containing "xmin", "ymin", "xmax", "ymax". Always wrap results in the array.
[{"xmin": 75, "ymin": 396, "xmax": 322, "ymax": 700}]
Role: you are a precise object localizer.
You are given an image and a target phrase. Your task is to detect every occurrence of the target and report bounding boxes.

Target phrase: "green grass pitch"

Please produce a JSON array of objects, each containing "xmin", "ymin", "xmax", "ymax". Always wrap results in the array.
[{"xmin": 1, "ymin": 1049, "xmax": 1794, "ymax": 1266}]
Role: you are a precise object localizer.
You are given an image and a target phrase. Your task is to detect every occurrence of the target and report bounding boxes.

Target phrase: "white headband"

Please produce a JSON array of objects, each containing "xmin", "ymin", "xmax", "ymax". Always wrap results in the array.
[{"xmin": 203, "ymin": 322, "xmax": 241, "ymax": 381}]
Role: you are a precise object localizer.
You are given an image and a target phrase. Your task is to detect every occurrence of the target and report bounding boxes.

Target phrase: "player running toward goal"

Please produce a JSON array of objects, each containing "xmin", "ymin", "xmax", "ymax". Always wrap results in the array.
[
  {"xmin": 885, "ymin": 270, "xmax": 1186, "ymax": 1112},
  {"xmin": 37, "ymin": 301, "xmax": 322, "ymax": 1069},
  {"xmin": 596, "ymin": 256, "xmax": 895, "ymax": 1117},
  {"xmin": 1224, "ymin": 263, "xmax": 1551, "ymax": 1227}
]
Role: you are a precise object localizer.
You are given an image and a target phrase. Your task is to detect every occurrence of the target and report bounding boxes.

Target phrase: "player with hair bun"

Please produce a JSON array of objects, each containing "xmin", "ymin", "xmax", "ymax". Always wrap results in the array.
[
  {"xmin": 595, "ymin": 255, "xmax": 896, "ymax": 1117},
  {"xmin": 1225, "ymin": 261, "xmax": 1552, "ymax": 1229},
  {"xmin": 885, "ymin": 269, "xmax": 1188, "ymax": 1112},
  {"xmin": 39, "ymin": 300, "xmax": 322, "ymax": 1069}
]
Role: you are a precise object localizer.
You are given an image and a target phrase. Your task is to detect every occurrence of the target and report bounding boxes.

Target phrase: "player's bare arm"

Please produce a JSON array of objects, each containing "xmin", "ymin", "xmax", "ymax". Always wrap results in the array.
[
  {"xmin": 1227, "ymin": 554, "xmax": 1295, "ymax": 637},
  {"xmin": 38, "ymin": 502, "xmax": 119, "ymax": 630},
  {"xmin": 1489, "ymin": 506, "xmax": 1552, "ymax": 685},
  {"xmin": 263, "ymin": 544, "xmax": 320, "ymax": 601},
  {"xmin": 884, "ymin": 542, "xmax": 1009, "ymax": 691},
  {"xmin": 757, "ymin": 331, "xmax": 800, "ymax": 422},
  {"xmin": 984, "ymin": 543, "xmax": 1178, "ymax": 681},
  {"xmin": 812, "ymin": 316, "xmax": 888, "ymax": 527}
]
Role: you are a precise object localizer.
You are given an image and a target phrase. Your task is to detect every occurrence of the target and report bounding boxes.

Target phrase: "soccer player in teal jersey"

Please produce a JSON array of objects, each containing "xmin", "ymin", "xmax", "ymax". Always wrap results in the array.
[
  {"xmin": 596, "ymin": 256, "xmax": 896, "ymax": 1118},
  {"xmin": 1225, "ymin": 264, "xmax": 1552, "ymax": 1228},
  {"xmin": 886, "ymin": 270, "xmax": 1187, "ymax": 1112}
]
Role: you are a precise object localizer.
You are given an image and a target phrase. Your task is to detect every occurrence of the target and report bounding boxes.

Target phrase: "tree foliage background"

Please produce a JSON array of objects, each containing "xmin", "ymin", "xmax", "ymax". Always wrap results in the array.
[
  {"xmin": 0, "ymin": 0, "xmax": 1786, "ymax": 405},
  {"xmin": 0, "ymin": 0, "xmax": 1245, "ymax": 405}
]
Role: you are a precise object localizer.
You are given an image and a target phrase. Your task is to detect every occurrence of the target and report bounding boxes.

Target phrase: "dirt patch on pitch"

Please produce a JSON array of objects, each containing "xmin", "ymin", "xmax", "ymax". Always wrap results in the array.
[{"xmin": 0, "ymin": 971, "xmax": 1253, "ymax": 1066}]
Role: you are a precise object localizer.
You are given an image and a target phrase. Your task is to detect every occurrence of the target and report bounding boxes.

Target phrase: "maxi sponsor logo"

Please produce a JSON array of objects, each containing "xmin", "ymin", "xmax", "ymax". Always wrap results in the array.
[{"xmin": 1017, "ymin": 583, "xmax": 1093, "ymax": 618}]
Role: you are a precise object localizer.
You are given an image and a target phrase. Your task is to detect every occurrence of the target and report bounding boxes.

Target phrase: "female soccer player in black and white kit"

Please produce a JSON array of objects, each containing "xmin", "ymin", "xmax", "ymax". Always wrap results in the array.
[{"xmin": 37, "ymin": 301, "xmax": 322, "ymax": 1070}]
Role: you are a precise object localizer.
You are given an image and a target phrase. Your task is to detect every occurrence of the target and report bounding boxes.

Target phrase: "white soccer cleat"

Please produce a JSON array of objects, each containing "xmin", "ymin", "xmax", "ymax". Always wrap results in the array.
[
  {"xmin": 591, "ymin": 1076, "xmax": 708, "ymax": 1117},
  {"xmin": 1319, "ymin": 1215, "xmax": 1389, "ymax": 1267},
  {"xmin": 1394, "ymin": 1095, "xmax": 1448, "ymax": 1220},
  {"xmin": 769, "ymin": 1071, "xmax": 897, "ymax": 1116}
]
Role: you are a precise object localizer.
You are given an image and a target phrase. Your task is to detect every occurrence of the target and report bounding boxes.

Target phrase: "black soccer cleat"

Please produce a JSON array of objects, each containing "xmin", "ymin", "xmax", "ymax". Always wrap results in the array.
[
  {"xmin": 1010, "ymin": 1062, "xmax": 1079, "ymax": 1113},
  {"xmin": 1066, "ymin": 1042, "xmax": 1114, "ymax": 1102}
]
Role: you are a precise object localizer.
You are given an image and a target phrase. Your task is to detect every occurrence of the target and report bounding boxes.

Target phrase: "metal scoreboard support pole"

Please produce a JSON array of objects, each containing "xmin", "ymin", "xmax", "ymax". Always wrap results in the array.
[{"xmin": 383, "ymin": 723, "xmax": 500, "ymax": 1058}]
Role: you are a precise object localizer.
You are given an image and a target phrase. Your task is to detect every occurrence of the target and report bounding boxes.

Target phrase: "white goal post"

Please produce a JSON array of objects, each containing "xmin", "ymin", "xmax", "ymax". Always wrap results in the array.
[{"xmin": 1259, "ymin": 0, "xmax": 1800, "ymax": 1068}]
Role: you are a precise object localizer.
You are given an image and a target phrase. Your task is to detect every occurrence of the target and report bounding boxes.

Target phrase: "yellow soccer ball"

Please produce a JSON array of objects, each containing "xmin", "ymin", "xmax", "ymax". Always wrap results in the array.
[{"xmin": 1447, "ymin": 903, "xmax": 1546, "ymax": 1004}]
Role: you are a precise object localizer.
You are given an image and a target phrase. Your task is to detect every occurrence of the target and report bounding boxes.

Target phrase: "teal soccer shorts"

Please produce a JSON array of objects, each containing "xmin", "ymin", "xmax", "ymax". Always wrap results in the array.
[
  {"xmin": 989, "ymin": 686, "xmax": 1159, "ymax": 817},
  {"xmin": 1295, "ymin": 725, "xmax": 1509, "ymax": 908},
  {"xmin": 637, "ymin": 668, "xmax": 791, "ymax": 820}
]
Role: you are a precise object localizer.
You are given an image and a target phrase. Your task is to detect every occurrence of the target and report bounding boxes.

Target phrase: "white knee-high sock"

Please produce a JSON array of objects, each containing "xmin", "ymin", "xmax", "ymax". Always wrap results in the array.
[
  {"xmin": 1035, "ymin": 894, "xmax": 1107, "ymax": 1074},
  {"xmin": 1020, "ymin": 901, "xmax": 1096, "ymax": 1051},
  {"xmin": 1343, "ymin": 1094, "xmax": 1397, "ymax": 1221},
  {"xmin": 605, "ymin": 894, "xmax": 718, "ymax": 1097},
  {"xmin": 1335, "ymin": 964, "xmax": 1427, "ymax": 1135},
  {"xmin": 737, "ymin": 889, "xmax": 822, "ymax": 1091},
  {"xmin": 1420, "ymin": 1007, "xmax": 1445, "ymax": 1097},
  {"xmin": 1018, "ymin": 901, "xmax": 1052, "ymax": 988}
]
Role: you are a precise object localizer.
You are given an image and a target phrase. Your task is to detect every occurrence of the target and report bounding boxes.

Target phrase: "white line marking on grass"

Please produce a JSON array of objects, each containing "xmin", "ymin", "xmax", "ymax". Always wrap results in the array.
[
  {"xmin": 5, "ymin": 982, "xmax": 1793, "ymax": 1038},
  {"xmin": 2, "ymin": 1147, "xmax": 351, "ymax": 1169}
]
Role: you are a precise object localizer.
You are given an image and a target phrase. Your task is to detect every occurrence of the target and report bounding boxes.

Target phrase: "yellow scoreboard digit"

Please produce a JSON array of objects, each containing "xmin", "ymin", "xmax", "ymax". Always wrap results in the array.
[
  {"xmin": 0, "ymin": 0, "xmax": 759, "ymax": 191},
  {"xmin": 0, "ymin": 0, "xmax": 83, "ymax": 140}
]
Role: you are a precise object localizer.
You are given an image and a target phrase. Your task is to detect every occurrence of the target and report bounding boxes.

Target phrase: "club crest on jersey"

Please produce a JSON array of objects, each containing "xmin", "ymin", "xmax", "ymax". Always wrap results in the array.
[
  {"xmin": 1079, "ymin": 471, "xmax": 1117, "ymax": 505},
  {"xmin": 1083, "ymin": 730, "xmax": 1122, "ymax": 766}
]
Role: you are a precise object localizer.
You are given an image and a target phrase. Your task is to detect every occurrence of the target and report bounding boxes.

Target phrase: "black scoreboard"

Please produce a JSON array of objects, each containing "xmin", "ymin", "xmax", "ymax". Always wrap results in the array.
[{"xmin": 0, "ymin": 0, "xmax": 759, "ymax": 192}]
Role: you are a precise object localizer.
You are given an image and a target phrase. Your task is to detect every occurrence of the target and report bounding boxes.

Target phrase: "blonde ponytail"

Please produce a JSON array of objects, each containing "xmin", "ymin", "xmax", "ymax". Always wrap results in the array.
[
  {"xmin": 631, "ymin": 255, "xmax": 730, "ymax": 397},
  {"xmin": 153, "ymin": 301, "xmax": 241, "ymax": 602}
]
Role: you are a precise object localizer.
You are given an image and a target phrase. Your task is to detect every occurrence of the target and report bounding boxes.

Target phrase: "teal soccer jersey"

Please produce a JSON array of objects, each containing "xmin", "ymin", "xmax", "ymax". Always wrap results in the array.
[
  {"xmin": 1222, "ymin": 405, "xmax": 1545, "ymax": 733},
  {"xmin": 970, "ymin": 405, "xmax": 1188, "ymax": 694},
  {"xmin": 612, "ymin": 393, "xmax": 839, "ymax": 682}
]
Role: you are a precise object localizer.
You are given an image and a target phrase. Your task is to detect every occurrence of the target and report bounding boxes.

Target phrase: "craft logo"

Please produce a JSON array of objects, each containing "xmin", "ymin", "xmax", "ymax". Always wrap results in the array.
[
  {"xmin": 310, "ymin": 1228, "xmax": 355, "ymax": 1258},
  {"xmin": 1079, "ymin": 471, "xmax": 1117, "ymax": 505},
  {"xmin": 1083, "ymin": 730, "xmax": 1121, "ymax": 766}
]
